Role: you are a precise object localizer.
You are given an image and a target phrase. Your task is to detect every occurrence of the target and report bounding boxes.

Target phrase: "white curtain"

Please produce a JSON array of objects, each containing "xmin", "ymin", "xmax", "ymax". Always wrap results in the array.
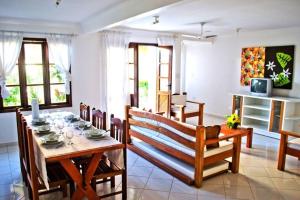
[
  {"xmin": 0, "ymin": 32, "xmax": 23, "ymax": 98},
  {"xmin": 47, "ymin": 34, "xmax": 72, "ymax": 94},
  {"xmin": 99, "ymin": 31, "xmax": 130, "ymax": 119}
]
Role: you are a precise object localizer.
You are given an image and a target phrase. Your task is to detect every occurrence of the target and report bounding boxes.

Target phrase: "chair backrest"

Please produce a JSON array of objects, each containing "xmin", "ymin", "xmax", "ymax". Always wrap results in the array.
[
  {"xmin": 21, "ymin": 116, "xmax": 31, "ymax": 176},
  {"xmin": 110, "ymin": 114, "xmax": 126, "ymax": 144},
  {"xmin": 171, "ymin": 93, "xmax": 186, "ymax": 106},
  {"xmin": 25, "ymin": 127, "xmax": 39, "ymax": 199},
  {"xmin": 92, "ymin": 108, "xmax": 106, "ymax": 130},
  {"xmin": 16, "ymin": 109, "xmax": 24, "ymax": 164},
  {"xmin": 80, "ymin": 102, "xmax": 90, "ymax": 121}
]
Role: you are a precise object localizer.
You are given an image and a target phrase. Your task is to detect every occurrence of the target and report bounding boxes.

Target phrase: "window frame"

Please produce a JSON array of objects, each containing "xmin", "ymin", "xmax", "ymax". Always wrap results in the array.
[{"xmin": 0, "ymin": 37, "xmax": 72, "ymax": 113}]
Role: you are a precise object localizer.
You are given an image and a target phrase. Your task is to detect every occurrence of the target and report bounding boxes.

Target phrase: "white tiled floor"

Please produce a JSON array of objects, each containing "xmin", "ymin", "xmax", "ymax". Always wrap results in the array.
[{"xmin": 1, "ymin": 131, "xmax": 300, "ymax": 199}]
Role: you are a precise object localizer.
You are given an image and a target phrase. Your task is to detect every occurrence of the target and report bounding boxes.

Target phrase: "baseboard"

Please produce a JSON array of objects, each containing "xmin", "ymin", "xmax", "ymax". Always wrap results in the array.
[
  {"xmin": 0, "ymin": 142, "xmax": 18, "ymax": 147},
  {"xmin": 204, "ymin": 112, "xmax": 225, "ymax": 119}
]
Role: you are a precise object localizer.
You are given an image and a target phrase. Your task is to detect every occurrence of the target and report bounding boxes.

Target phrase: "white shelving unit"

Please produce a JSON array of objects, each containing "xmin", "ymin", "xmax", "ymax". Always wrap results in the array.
[{"xmin": 232, "ymin": 93, "xmax": 300, "ymax": 139}]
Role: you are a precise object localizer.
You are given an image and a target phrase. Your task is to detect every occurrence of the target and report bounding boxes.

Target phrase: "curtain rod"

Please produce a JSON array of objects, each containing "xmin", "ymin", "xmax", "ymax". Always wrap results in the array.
[{"xmin": 0, "ymin": 30, "xmax": 76, "ymax": 37}]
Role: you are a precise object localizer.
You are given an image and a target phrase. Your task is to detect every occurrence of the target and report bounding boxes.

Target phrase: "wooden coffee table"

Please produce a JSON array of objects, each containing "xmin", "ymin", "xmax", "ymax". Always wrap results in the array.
[{"xmin": 221, "ymin": 124, "xmax": 253, "ymax": 148}]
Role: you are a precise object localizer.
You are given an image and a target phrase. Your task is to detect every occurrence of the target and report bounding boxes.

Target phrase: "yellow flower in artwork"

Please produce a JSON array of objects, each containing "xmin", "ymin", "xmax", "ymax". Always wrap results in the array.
[{"xmin": 226, "ymin": 113, "xmax": 240, "ymax": 129}]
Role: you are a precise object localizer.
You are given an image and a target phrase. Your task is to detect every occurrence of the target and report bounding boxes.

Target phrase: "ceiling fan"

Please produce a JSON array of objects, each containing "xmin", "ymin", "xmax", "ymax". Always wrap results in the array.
[{"xmin": 182, "ymin": 22, "xmax": 217, "ymax": 40}]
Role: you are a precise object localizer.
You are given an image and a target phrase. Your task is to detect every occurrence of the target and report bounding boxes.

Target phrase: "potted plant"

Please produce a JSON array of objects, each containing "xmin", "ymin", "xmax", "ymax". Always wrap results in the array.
[{"xmin": 226, "ymin": 113, "xmax": 240, "ymax": 129}]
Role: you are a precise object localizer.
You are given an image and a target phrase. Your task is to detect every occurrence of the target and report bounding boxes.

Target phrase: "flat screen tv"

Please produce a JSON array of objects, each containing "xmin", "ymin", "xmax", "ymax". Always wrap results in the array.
[{"xmin": 250, "ymin": 78, "xmax": 272, "ymax": 97}]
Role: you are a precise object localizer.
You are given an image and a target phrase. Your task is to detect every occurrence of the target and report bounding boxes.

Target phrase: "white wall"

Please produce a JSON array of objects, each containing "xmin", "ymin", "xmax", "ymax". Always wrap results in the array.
[
  {"xmin": 185, "ymin": 27, "xmax": 300, "ymax": 118},
  {"xmin": 71, "ymin": 33, "xmax": 102, "ymax": 114}
]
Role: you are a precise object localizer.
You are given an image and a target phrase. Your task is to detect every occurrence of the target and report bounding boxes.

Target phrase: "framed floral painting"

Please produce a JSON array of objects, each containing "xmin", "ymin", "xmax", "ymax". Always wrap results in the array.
[{"xmin": 240, "ymin": 47, "xmax": 265, "ymax": 86}]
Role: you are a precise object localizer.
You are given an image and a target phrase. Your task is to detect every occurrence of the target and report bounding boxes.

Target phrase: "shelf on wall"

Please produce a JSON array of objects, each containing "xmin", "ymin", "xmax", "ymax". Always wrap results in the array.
[
  {"xmin": 243, "ymin": 104, "xmax": 270, "ymax": 111},
  {"xmin": 284, "ymin": 115, "xmax": 300, "ymax": 120},
  {"xmin": 243, "ymin": 114, "xmax": 269, "ymax": 122}
]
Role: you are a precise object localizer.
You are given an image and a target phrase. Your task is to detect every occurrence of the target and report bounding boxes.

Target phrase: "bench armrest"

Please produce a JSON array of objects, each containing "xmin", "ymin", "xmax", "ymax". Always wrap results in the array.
[
  {"xmin": 186, "ymin": 100, "xmax": 205, "ymax": 106},
  {"xmin": 280, "ymin": 130, "xmax": 300, "ymax": 138},
  {"xmin": 205, "ymin": 132, "xmax": 242, "ymax": 145}
]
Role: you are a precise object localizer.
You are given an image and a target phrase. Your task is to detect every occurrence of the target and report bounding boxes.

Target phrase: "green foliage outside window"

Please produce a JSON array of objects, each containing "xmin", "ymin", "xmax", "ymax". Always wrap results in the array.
[
  {"xmin": 3, "ymin": 87, "xmax": 21, "ymax": 107},
  {"xmin": 139, "ymin": 80, "xmax": 148, "ymax": 98}
]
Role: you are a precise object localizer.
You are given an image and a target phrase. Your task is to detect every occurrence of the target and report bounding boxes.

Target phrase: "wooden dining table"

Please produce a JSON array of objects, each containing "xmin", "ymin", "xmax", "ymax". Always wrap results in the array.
[{"xmin": 26, "ymin": 112, "xmax": 124, "ymax": 200}]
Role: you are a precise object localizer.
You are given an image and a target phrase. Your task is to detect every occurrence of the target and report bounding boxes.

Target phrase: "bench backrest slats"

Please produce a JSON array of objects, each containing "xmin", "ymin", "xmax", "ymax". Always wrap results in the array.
[{"xmin": 128, "ymin": 109, "xmax": 196, "ymax": 136}]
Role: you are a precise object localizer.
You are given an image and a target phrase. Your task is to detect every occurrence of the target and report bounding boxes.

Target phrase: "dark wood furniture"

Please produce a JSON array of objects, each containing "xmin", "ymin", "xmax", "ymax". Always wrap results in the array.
[
  {"xmin": 24, "ymin": 126, "xmax": 71, "ymax": 200},
  {"xmin": 221, "ymin": 124, "xmax": 253, "ymax": 148},
  {"xmin": 92, "ymin": 108, "xmax": 107, "ymax": 130},
  {"xmin": 80, "ymin": 102, "xmax": 90, "ymax": 121},
  {"xmin": 278, "ymin": 130, "xmax": 300, "ymax": 171},
  {"xmin": 91, "ymin": 115, "xmax": 127, "ymax": 199},
  {"xmin": 16, "ymin": 109, "xmax": 27, "ymax": 186},
  {"xmin": 170, "ymin": 93, "xmax": 204, "ymax": 125},
  {"xmin": 125, "ymin": 105, "xmax": 243, "ymax": 187}
]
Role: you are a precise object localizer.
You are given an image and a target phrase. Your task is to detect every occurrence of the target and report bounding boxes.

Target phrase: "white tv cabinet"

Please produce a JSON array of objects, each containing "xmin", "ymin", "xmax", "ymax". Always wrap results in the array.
[{"xmin": 232, "ymin": 93, "xmax": 300, "ymax": 139}]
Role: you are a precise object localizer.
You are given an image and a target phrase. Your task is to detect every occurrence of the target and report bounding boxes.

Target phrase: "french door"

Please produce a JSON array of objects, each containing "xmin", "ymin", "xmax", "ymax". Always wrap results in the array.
[
  {"xmin": 156, "ymin": 46, "xmax": 173, "ymax": 116},
  {"xmin": 128, "ymin": 43, "xmax": 173, "ymax": 115}
]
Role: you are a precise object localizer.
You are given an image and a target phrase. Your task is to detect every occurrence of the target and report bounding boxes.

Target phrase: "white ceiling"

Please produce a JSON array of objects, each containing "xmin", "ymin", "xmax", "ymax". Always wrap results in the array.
[
  {"xmin": 0, "ymin": 0, "xmax": 125, "ymax": 23},
  {"xmin": 119, "ymin": 0, "xmax": 300, "ymax": 35},
  {"xmin": 1, "ymin": 0, "xmax": 300, "ymax": 35}
]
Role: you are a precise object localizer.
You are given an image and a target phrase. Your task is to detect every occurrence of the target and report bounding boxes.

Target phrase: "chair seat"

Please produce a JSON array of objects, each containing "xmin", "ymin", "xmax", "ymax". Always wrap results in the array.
[
  {"xmin": 171, "ymin": 106, "xmax": 199, "ymax": 114},
  {"xmin": 93, "ymin": 160, "xmax": 123, "ymax": 179},
  {"xmin": 288, "ymin": 138, "xmax": 300, "ymax": 150}
]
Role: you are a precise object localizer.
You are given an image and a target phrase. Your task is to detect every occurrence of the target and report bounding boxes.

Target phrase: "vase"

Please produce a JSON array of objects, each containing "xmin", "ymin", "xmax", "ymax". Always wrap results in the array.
[{"xmin": 232, "ymin": 123, "xmax": 238, "ymax": 129}]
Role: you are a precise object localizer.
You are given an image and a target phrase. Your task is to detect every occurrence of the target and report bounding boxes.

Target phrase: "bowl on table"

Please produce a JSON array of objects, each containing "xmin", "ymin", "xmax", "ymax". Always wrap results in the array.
[
  {"xmin": 85, "ymin": 129, "xmax": 107, "ymax": 140},
  {"xmin": 35, "ymin": 125, "xmax": 51, "ymax": 135},
  {"xmin": 73, "ymin": 121, "xmax": 92, "ymax": 130},
  {"xmin": 41, "ymin": 133, "xmax": 64, "ymax": 147}
]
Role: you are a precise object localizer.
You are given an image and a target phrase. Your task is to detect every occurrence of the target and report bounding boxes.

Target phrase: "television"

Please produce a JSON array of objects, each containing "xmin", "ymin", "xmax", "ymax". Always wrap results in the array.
[{"xmin": 250, "ymin": 78, "xmax": 272, "ymax": 97}]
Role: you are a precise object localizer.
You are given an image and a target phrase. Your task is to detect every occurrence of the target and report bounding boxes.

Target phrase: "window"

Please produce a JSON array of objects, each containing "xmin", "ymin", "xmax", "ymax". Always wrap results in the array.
[{"xmin": 0, "ymin": 38, "xmax": 72, "ymax": 112}]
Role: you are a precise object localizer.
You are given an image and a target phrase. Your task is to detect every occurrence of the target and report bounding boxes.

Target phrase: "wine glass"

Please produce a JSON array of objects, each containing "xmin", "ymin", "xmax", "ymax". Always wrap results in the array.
[
  {"xmin": 78, "ymin": 121, "xmax": 85, "ymax": 136},
  {"xmin": 66, "ymin": 130, "xmax": 74, "ymax": 145},
  {"xmin": 56, "ymin": 120, "xmax": 65, "ymax": 135}
]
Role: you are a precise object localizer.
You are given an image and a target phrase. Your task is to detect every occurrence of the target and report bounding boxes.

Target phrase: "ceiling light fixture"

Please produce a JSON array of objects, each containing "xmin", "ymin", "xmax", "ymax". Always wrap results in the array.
[
  {"xmin": 153, "ymin": 16, "xmax": 159, "ymax": 25},
  {"xmin": 56, "ymin": 0, "xmax": 62, "ymax": 7}
]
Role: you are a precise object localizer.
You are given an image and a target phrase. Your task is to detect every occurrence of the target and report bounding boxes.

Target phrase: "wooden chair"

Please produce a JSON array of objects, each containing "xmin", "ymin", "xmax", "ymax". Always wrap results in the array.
[
  {"xmin": 91, "ymin": 115, "xmax": 127, "ymax": 199},
  {"xmin": 23, "ymin": 121, "xmax": 72, "ymax": 199},
  {"xmin": 16, "ymin": 108, "xmax": 27, "ymax": 186},
  {"xmin": 92, "ymin": 108, "xmax": 107, "ymax": 130},
  {"xmin": 170, "ymin": 92, "xmax": 205, "ymax": 125},
  {"xmin": 278, "ymin": 130, "xmax": 300, "ymax": 171},
  {"xmin": 80, "ymin": 102, "xmax": 90, "ymax": 121}
]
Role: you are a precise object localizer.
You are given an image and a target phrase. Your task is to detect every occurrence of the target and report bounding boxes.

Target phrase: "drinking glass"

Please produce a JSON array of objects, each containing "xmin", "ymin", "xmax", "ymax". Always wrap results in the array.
[
  {"xmin": 56, "ymin": 120, "xmax": 65, "ymax": 135},
  {"xmin": 66, "ymin": 130, "xmax": 74, "ymax": 145},
  {"xmin": 78, "ymin": 121, "xmax": 85, "ymax": 135}
]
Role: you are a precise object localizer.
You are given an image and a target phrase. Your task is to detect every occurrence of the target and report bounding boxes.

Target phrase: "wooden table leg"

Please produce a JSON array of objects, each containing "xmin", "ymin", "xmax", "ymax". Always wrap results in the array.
[
  {"xmin": 246, "ymin": 128, "xmax": 253, "ymax": 148},
  {"xmin": 231, "ymin": 135, "xmax": 241, "ymax": 173},
  {"xmin": 60, "ymin": 153, "xmax": 102, "ymax": 200}
]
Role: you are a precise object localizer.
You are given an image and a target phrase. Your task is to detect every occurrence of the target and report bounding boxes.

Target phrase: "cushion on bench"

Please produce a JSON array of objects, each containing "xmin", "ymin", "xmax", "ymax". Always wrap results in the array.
[
  {"xmin": 131, "ymin": 125, "xmax": 233, "ymax": 158},
  {"xmin": 131, "ymin": 138, "xmax": 229, "ymax": 179},
  {"xmin": 288, "ymin": 138, "xmax": 300, "ymax": 150}
]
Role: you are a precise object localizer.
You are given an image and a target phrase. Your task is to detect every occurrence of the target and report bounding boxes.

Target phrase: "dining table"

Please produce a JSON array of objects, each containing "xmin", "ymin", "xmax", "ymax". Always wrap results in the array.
[{"xmin": 25, "ymin": 111, "xmax": 124, "ymax": 200}]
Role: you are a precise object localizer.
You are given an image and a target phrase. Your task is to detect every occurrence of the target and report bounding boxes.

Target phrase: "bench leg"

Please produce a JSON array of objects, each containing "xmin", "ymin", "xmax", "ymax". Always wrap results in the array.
[
  {"xmin": 246, "ymin": 128, "xmax": 253, "ymax": 148},
  {"xmin": 278, "ymin": 134, "xmax": 287, "ymax": 171},
  {"xmin": 231, "ymin": 135, "xmax": 241, "ymax": 173}
]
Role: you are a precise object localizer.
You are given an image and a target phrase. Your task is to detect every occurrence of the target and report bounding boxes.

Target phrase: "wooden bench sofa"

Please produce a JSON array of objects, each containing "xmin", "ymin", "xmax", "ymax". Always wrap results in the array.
[{"xmin": 125, "ymin": 105, "xmax": 243, "ymax": 187}]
